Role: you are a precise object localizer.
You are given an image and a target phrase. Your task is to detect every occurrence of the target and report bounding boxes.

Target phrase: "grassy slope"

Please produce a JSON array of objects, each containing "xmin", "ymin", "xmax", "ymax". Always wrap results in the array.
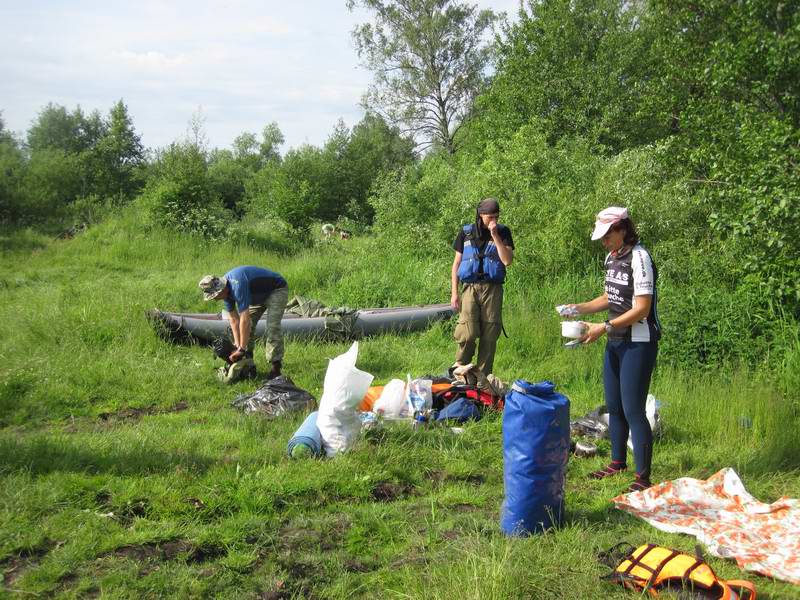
[{"xmin": 1, "ymin": 214, "xmax": 799, "ymax": 599}]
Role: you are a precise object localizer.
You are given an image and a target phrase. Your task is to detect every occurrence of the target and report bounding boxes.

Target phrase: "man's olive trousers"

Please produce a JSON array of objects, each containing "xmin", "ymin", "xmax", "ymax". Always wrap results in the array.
[
  {"xmin": 247, "ymin": 286, "xmax": 290, "ymax": 364},
  {"xmin": 454, "ymin": 282, "xmax": 503, "ymax": 375}
]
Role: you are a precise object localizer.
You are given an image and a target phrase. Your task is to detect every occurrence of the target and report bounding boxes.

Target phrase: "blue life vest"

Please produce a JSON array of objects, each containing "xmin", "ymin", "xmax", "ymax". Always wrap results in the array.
[{"xmin": 456, "ymin": 224, "xmax": 506, "ymax": 284}]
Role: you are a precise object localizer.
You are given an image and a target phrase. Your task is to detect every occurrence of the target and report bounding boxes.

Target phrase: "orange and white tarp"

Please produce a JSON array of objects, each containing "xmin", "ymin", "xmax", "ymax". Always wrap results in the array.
[{"xmin": 614, "ymin": 468, "xmax": 800, "ymax": 585}]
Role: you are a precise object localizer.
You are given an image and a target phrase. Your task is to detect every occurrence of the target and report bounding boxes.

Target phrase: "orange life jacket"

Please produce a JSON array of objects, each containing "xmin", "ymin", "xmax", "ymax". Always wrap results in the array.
[{"xmin": 601, "ymin": 543, "xmax": 756, "ymax": 600}]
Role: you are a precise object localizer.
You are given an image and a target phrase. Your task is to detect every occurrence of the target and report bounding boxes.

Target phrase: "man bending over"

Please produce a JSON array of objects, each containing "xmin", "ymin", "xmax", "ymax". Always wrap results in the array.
[{"xmin": 199, "ymin": 266, "xmax": 289, "ymax": 380}]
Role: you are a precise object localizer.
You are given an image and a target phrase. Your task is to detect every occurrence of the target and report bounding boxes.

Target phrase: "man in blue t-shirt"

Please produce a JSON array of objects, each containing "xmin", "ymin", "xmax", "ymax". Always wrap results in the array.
[{"xmin": 199, "ymin": 266, "xmax": 289, "ymax": 379}]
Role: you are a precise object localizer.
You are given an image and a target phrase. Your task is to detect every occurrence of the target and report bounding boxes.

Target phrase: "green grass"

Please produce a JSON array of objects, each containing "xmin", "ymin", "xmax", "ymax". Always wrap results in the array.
[{"xmin": 1, "ymin": 213, "xmax": 799, "ymax": 598}]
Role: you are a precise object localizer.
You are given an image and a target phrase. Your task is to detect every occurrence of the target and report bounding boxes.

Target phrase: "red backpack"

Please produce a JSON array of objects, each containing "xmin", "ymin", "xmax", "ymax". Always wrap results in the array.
[{"xmin": 433, "ymin": 384, "xmax": 503, "ymax": 411}]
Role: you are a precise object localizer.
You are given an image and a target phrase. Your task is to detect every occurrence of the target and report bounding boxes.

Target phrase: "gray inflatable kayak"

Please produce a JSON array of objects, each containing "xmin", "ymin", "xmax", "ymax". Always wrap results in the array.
[{"xmin": 147, "ymin": 304, "xmax": 455, "ymax": 343}]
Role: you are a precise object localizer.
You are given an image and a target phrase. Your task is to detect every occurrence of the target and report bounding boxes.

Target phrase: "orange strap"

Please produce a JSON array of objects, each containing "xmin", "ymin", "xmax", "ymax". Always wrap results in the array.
[{"xmin": 726, "ymin": 580, "xmax": 757, "ymax": 600}]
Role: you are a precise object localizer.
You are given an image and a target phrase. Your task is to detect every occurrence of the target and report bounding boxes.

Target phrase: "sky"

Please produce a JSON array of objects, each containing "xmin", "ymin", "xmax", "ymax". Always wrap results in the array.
[{"xmin": 1, "ymin": 1, "xmax": 522, "ymax": 152}]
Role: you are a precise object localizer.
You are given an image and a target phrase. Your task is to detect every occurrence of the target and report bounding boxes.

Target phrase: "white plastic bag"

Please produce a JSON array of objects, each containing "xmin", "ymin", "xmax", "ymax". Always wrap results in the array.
[
  {"xmin": 316, "ymin": 342, "xmax": 374, "ymax": 456},
  {"xmin": 373, "ymin": 378, "xmax": 407, "ymax": 418},
  {"xmin": 627, "ymin": 394, "xmax": 662, "ymax": 450},
  {"xmin": 405, "ymin": 376, "xmax": 432, "ymax": 416}
]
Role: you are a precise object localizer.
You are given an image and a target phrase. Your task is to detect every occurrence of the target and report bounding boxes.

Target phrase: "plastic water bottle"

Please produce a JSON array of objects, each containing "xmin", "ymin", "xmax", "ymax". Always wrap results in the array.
[{"xmin": 412, "ymin": 412, "xmax": 428, "ymax": 431}]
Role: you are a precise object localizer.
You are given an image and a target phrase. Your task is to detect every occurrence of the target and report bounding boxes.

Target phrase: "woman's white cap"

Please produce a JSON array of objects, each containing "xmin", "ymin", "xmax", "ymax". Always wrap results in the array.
[{"xmin": 591, "ymin": 206, "xmax": 628, "ymax": 240}]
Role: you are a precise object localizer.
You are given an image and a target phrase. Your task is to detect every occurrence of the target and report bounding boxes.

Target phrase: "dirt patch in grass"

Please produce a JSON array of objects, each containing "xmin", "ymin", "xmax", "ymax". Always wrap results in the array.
[
  {"xmin": 53, "ymin": 572, "xmax": 103, "ymax": 598},
  {"xmin": 440, "ymin": 529, "xmax": 461, "ymax": 541},
  {"xmin": 425, "ymin": 469, "xmax": 447, "ymax": 483},
  {"xmin": 86, "ymin": 493, "xmax": 155, "ymax": 528},
  {"xmin": 371, "ymin": 481, "xmax": 417, "ymax": 502},
  {"xmin": 389, "ymin": 553, "xmax": 427, "ymax": 570},
  {"xmin": 57, "ymin": 572, "xmax": 78, "ymax": 586},
  {"xmin": 266, "ymin": 559, "xmax": 314, "ymax": 599},
  {"xmin": 110, "ymin": 497, "xmax": 151, "ymax": 527},
  {"xmin": 278, "ymin": 526, "xmax": 322, "ymax": 551},
  {"xmin": 258, "ymin": 580, "xmax": 291, "ymax": 600},
  {"xmin": 275, "ymin": 514, "xmax": 350, "ymax": 556},
  {"xmin": 448, "ymin": 503, "xmax": 482, "ymax": 513},
  {"xmin": 343, "ymin": 558, "xmax": 372, "ymax": 573},
  {"xmin": 185, "ymin": 497, "xmax": 206, "ymax": 510},
  {"xmin": 448, "ymin": 473, "xmax": 485, "ymax": 485},
  {"xmin": 109, "ymin": 543, "xmax": 163, "ymax": 562},
  {"xmin": 425, "ymin": 470, "xmax": 486, "ymax": 486},
  {"xmin": 101, "ymin": 539, "xmax": 224, "ymax": 564},
  {"xmin": 260, "ymin": 521, "xmax": 345, "ymax": 598},
  {"xmin": 94, "ymin": 490, "xmax": 113, "ymax": 507},
  {"xmin": 97, "ymin": 401, "xmax": 189, "ymax": 423},
  {"xmin": 319, "ymin": 515, "xmax": 351, "ymax": 552},
  {"xmin": 1, "ymin": 538, "xmax": 56, "ymax": 587},
  {"xmin": 186, "ymin": 543, "xmax": 226, "ymax": 563},
  {"xmin": 53, "ymin": 571, "xmax": 79, "ymax": 593}
]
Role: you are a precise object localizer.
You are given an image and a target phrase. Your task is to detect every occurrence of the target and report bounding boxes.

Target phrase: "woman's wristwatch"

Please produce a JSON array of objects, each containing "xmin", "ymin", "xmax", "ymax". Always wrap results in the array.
[{"xmin": 604, "ymin": 320, "xmax": 613, "ymax": 333}]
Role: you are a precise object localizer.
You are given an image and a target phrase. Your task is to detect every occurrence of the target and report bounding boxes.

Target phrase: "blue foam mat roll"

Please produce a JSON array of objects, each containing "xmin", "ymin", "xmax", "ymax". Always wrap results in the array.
[{"xmin": 287, "ymin": 411, "xmax": 323, "ymax": 457}]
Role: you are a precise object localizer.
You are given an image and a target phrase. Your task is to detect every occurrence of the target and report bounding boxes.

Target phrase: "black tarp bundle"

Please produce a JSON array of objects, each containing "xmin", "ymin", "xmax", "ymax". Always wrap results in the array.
[{"xmin": 231, "ymin": 375, "xmax": 316, "ymax": 418}]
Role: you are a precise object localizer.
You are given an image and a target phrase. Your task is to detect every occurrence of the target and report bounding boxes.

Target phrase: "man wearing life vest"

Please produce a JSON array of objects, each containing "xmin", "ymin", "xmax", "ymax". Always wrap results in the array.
[{"xmin": 450, "ymin": 198, "xmax": 514, "ymax": 375}]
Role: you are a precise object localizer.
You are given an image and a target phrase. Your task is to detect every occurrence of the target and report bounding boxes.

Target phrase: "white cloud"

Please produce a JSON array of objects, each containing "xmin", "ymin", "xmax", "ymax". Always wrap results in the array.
[
  {"xmin": 114, "ymin": 50, "xmax": 188, "ymax": 71},
  {"xmin": 235, "ymin": 16, "xmax": 294, "ymax": 37}
]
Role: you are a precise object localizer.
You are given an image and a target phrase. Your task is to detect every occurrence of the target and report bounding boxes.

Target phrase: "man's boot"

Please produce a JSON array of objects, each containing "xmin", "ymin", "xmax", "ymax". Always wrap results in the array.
[{"xmin": 266, "ymin": 360, "xmax": 282, "ymax": 380}]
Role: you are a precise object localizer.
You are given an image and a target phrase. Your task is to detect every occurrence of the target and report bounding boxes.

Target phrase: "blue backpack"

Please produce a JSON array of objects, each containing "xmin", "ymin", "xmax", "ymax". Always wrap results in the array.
[{"xmin": 435, "ymin": 398, "xmax": 483, "ymax": 423}]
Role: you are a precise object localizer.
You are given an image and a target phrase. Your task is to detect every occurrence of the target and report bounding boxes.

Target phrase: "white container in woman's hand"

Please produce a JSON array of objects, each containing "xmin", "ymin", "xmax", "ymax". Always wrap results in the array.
[{"xmin": 561, "ymin": 321, "xmax": 587, "ymax": 339}]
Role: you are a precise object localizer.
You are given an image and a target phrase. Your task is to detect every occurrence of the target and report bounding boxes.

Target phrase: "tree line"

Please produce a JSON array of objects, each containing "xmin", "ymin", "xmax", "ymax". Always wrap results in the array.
[
  {"xmin": 0, "ymin": 101, "xmax": 145, "ymax": 225},
  {"xmin": 0, "ymin": 100, "xmax": 416, "ymax": 238}
]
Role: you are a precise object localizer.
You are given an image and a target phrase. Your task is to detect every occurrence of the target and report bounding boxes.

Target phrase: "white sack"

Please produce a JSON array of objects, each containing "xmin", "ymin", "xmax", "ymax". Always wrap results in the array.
[
  {"xmin": 373, "ymin": 378, "xmax": 407, "ymax": 418},
  {"xmin": 316, "ymin": 342, "xmax": 374, "ymax": 456}
]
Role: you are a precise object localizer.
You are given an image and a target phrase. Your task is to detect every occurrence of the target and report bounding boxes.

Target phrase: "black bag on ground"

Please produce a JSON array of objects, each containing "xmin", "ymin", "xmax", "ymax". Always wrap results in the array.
[
  {"xmin": 231, "ymin": 375, "xmax": 316, "ymax": 418},
  {"xmin": 570, "ymin": 405, "xmax": 609, "ymax": 439},
  {"xmin": 213, "ymin": 337, "xmax": 236, "ymax": 362},
  {"xmin": 213, "ymin": 337, "xmax": 257, "ymax": 384},
  {"xmin": 212, "ymin": 337, "xmax": 253, "ymax": 363}
]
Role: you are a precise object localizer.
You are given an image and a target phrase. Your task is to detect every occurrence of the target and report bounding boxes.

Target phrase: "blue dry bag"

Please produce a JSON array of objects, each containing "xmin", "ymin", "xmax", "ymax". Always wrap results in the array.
[{"xmin": 500, "ymin": 380, "xmax": 570, "ymax": 536}]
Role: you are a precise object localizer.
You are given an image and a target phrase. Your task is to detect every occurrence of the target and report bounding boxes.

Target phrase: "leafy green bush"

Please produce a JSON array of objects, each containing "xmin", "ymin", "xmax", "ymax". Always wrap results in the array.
[
  {"xmin": 245, "ymin": 155, "xmax": 320, "ymax": 230},
  {"xmin": 18, "ymin": 148, "xmax": 83, "ymax": 224},
  {"xmin": 140, "ymin": 142, "xmax": 229, "ymax": 239},
  {"xmin": 696, "ymin": 109, "xmax": 800, "ymax": 314},
  {"xmin": 0, "ymin": 136, "xmax": 27, "ymax": 224},
  {"xmin": 207, "ymin": 150, "xmax": 253, "ymax": 216},
  {"xmin": 66, "ymin": 194, "xmax": 115, "ymax": 227},
  {"xmin": 141, "ymin": 179, "xmax": 228, "ymax": 239}
]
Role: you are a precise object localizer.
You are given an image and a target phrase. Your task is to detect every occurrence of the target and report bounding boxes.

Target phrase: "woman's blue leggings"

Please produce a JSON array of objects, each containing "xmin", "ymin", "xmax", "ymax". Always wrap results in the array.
[{"xmin": 603, "ymin": 340, "xmax": 658, "ymax": 479}]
